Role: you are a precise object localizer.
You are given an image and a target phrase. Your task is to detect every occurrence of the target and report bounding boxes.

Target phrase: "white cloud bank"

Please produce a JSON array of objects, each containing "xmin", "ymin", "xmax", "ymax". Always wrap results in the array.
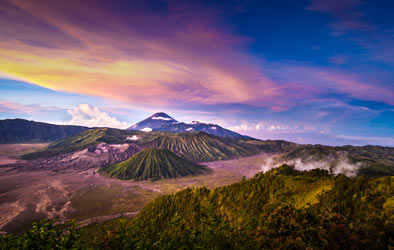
[
  {"xmin": 126, "ymin": 135, "xmax": 140, "ymax": 141},
  {"xmin": 228, "ymin": 121, "xmax": 318, "ymax": 134},
  {"xmin": 140, "ymin": 127, "xmax": 153, "ymax": 132},
  {"xmin": 151, "ymin": 116, "xmax": 173, "ymax": 121},
  {"xmin": 66, "ymin": 104, "xmax": 129, "ymax": 129}
]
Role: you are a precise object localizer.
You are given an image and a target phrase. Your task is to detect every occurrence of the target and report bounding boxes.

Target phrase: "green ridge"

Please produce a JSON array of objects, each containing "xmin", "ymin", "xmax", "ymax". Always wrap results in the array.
[
  {"xmin": 140, "ymin": 131, "xmax": 261, "ymax": 162},
  {"xmin": 100, "ymin": 148, "xmax": 208, "ymax": 181},
  {"xmin": 22, "ymin": 129, "xmax": 264, "ymax": 161},
  {"xmin": 22, "ymin": 128, "xmax": 143, "ymax": 159},
  {"xmin": 90, "ymin": 165, "xmax": 393, "ymax": 249},
  {"xmin": 22, "ymin": 128, "xmax": 107, "ymax": 159}
]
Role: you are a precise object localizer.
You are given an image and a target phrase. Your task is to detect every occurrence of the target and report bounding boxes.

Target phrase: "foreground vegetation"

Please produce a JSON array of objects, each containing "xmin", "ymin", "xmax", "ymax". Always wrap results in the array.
[
  {"xmin": 0, "ymin": 220, "xmax": 82, "ymax": 249},
  {"xmin": 2, "ymin": 165, "xmax": 393, "ymax": 249}
]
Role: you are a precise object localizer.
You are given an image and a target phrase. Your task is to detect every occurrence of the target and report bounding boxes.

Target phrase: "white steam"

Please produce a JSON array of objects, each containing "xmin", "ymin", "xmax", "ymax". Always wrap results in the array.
[
  {"xmin": 126, "ymin": 135, "xmax": 140, "ymax": 141},
  {"xmin": 261, "ymin": 152, "xmax": 366, "ymax": 177}
]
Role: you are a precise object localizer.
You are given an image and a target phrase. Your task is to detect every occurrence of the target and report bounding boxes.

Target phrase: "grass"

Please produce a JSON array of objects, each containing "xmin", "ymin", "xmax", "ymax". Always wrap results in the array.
[
  {"xmin": 101, "ymin": 148, "xmax": 208, "ymax": 181},
  {"xmin": 22, "ymin": 128, "xmax": 265, "ymax": 162},
  {"xmin": 140, "ymin": 132, "xmax": 262, "ymax": 162},
  {"xmin": 22, "ymin": 129, "xmax": 107, "ymax": 159}
]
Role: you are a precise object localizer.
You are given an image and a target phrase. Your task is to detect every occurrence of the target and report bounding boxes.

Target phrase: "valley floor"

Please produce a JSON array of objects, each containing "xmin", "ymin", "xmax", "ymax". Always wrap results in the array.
[
  {"xmin": 0, "ymin": 143, "xmax": 49, "ymax": 166},
  {"xmin": 0, "ymin": 146, "xmax": 273, "ymax": 235}
]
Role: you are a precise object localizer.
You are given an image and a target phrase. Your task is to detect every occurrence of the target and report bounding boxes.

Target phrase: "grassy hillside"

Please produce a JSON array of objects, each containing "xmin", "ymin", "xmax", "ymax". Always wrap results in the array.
[
  {"xmin": 100, "ymin": 148, "xmax": 208, "ymax": 181},
  {"xmin": 86, "ymin": 165, "xmax": 393, "ymax": 249},
  {"xmin": 19, "ymin": 126, "xmax": 394, "ymax": 178},
  {"xmin": 0, "ymin": 118, "xmax": 88, "ymax": 144},
  {"xmin": 140, "ymin": 131, "xmax": 262, "ymax": 162},
  {"xmin": 22, "ymin": 129, "xmax": 264, "ymax": 161},
  {"xmin": 155, "ymin": 122, "xmax": 250, "ymax": 139},
  {"xmin": 2, "ymin": 165, "xmax": 393, "ymax": 249},
  {"xmin": 22, "ymin": 128, "xmax": 145, "ymax": 159},
  {"xmin": 22, "ymin": 128, "xmax": 107, "ymax": 159}
]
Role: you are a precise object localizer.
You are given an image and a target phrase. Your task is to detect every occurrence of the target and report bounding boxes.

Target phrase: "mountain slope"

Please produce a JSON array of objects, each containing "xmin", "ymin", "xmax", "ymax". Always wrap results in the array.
[
  {"xmin": 127, "ymin": 112, "xmax": 177, "ymax": 131},
  {"xmin": 139, "ymin": 131, "xmax": 262, "ymax": 162},
  {"xmin": 22, "ymin": 128, "xmax": 265, "ymax": 162},
  {"xmin": 21, "ymin": 128, "xmax": 146, "ymax": 159},
  {"xmin": 155, "ymin": 121, "xmax": 250, "ymax": 139},
  {"xmin": 0, "ymin": 118, "xmax": 88, "ymax": 143},
  {"xmin": 240, "ymin": 138, "xmax": 299, "ymax": 152},
  {"xmin": 127, "ymin": 112, "xmax": 249, "ymax": 138},
  {"xmin": 80, "ymin": 165, "xmax": 393, "ymax": 249},
  {"xmin": 100, "ymin": 148, "xmax": 208, "ymax": 180},
  {"xmin": 22, "ymin": 128, "xmax": 110, "ymax": 159},
  {"xmin": 280, "ymin": 144, "xmax": 394, "ymax": 176}
]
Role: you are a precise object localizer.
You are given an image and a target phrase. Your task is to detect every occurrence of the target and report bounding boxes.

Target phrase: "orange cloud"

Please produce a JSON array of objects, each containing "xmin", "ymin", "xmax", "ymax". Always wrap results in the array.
[{"xmin": 0, "ymin": 0, "xmax": 278, "ymax": 108}]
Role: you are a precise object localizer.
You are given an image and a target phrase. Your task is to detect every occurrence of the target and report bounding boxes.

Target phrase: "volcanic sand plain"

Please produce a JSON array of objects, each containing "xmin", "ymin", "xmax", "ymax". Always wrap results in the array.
[{"xmin": 0, "ymin": 144, "xmax": 272, "ymax": 234}]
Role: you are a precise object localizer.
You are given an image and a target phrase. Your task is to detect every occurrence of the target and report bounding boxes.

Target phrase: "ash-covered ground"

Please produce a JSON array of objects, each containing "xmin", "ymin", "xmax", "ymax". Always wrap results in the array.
[{"xmin": 0, "ymin": 144, "xmax": 269, "ymax": 235}]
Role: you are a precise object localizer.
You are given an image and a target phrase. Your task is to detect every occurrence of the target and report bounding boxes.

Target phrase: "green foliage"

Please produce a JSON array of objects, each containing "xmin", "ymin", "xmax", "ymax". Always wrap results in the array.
[
  {"xmin": 23, "ymin": 129, "xmax": 264, "ymax": 162},
  {"xmin": 2, "ymin": 165, "xmax": 393, "ymax": 249},
  {"xmin": 0, "ymin": 219, "xmax": 81, "ymax": 250},
  {"xmin": 91, "ymin": 165, "xmax": 393, "ymax": 249},
  {"xmin": 22, "ymin": 128, "xmax": 108, "ymax": 159},
  {"xmin": 100, "ymin": 148, "xmax": 208, "ymax": 181},
  {"xmin": 140, "ymin": 131, "xmax": 262, "ymax": 162},
  {"xmin": 22, "ymin": 128, "xmax": 145, "ymax": 159}
]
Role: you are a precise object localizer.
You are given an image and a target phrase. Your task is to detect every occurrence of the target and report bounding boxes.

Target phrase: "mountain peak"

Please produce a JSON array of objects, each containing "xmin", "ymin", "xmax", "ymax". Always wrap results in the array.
[
  {"xmin": 149, "ymin": 112, "xmax": 176, "ymax": 121},
  {"xmin": 127, "ymin": 112, "xmax": 250, "ymax": 139},
  {"xmin": 127, "ymin": 112, "xmax": 177, "ymax": 130}
]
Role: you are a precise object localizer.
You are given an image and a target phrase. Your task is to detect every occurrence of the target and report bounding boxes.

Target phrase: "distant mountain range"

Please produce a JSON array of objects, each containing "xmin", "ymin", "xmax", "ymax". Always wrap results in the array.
[
  {"xmin": 2, "ymin": 116, "xmax": 394, "ymax": 178},
  {"xmin": 127, "ymin": 112, "xmax": 250, "ymax": 139},
  {"xmin": 0, "ymin": 112, "xmax": 249, "ymax": 144},
  {"xmin": 279, "ymin": 144, "xmax": 394, "ymax": 176},
  {"xmin": 0, "ymin": 119, "xmax": 88, "ymax": 143},
  {"xmin": 22, "ymin": 128, "xmax": 266, "ymax": 162},
  {"xmin": 127, "ymin": 112, "xmax": 176, "ymax": 130}
]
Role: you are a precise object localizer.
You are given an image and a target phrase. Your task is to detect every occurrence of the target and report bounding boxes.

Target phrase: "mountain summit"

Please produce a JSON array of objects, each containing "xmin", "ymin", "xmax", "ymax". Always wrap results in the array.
[
  {"xmin": 127, "ymin": 112, "xmax": 251, "ymax": 139},
  {"xmin": 100, "ymin": 148, "xmax": 207, "ymax": 181},
  {"xmin": 127, "ymin": 112, "xmax": 177, "ymax": 131},
  {"xmin": 149, "ymin": 112, "xmax": 176, "ymax": 121}
]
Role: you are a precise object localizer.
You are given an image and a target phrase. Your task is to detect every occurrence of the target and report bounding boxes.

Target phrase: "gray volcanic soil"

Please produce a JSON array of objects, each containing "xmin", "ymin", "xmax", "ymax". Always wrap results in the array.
[
  {"xmin": 0, "ymin": 143, "xmax": 272, "ymax": 235},
  {"xmin": 0, "ymin": 167, "xmax": 158, "ymax": 234},
  {"xmin": 6, "ymin": 142, "xmax": 141, "ymax": 172}
]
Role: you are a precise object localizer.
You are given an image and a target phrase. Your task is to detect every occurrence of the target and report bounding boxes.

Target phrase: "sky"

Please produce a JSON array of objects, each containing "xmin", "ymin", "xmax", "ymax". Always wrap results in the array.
[{"xmin": 0, "ymin": 0, "xmax": 394, "ymax": 146}]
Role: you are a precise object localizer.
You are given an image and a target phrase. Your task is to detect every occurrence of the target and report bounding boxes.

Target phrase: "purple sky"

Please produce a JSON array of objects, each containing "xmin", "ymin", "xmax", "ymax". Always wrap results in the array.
[{"xmin": 0, "ymin": 0, "xmax": 393, "ymax": 146}]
